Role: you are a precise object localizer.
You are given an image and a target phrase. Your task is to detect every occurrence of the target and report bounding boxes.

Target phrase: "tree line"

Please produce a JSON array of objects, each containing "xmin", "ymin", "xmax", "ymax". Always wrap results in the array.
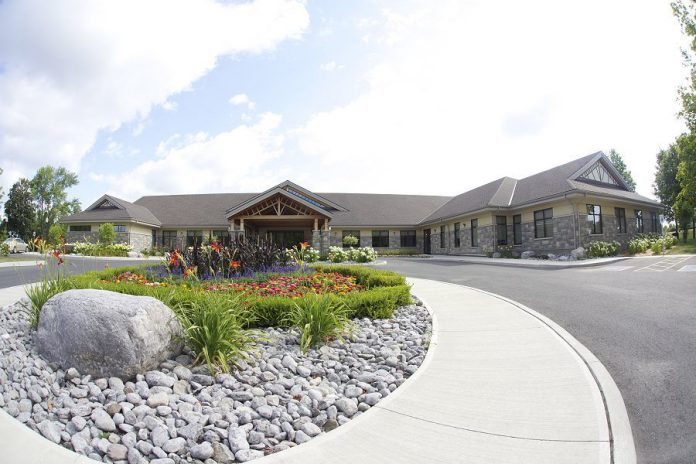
[
  {"xmin": 0, "ymin": 166, "xmax": 81, "ymax": 242},
  {"xmin": 654, "ymin": 1, "xmax": 696, "ymax": 241}
]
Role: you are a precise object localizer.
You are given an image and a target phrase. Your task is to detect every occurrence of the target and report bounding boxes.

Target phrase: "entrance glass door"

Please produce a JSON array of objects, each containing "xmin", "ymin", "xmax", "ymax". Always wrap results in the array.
[{"xmin": 268, "ymin": 230, "xmax": 305, "ymax": 248}]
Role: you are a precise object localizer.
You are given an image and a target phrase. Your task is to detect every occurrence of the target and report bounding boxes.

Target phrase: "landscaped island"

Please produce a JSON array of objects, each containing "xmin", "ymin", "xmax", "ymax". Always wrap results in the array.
[{"xmin": 1, "ymin": 239, "xmax": 431, "ymax": 463}]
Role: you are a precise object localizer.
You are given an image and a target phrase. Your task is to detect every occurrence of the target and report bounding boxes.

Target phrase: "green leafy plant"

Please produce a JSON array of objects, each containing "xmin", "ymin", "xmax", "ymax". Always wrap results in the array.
[
  {"xmin": 47, "ymin": 223, "xmax": 65, "ymax": 246},
  {"xmin": 24, "ymin": 252, "xmax": 71, "ymax": 328},
  {"xmin": 174, "ymin": 292, "xmax": 258, "ymax": 374},
  {"xmin": 73, "ymin": 242, "xmax": 131, "ymax": 257},
  {"xmin": 342, "ymin": 234, "xmax": 359, "ymax": 247},
  {"xmin": 585, "ymin": 240, "xmax": 620, "ymax": 258},
  {"xmin": 98, "ymin": 222, "xmax": 116, "ymax": 245},
  {"xmin": 328, "ymin": 246, "xmax": 348, "ymax": 263},
  {"xmin": 346, "ymin": 246, "xmax": 377, "ymax": 263},
  {"xmin": 0, "ymin": 243, "xmax": 9, "ymax": 257},
  {"xmin": 286, "ymin": 294, "xmax": 353, "ymax": 353}
]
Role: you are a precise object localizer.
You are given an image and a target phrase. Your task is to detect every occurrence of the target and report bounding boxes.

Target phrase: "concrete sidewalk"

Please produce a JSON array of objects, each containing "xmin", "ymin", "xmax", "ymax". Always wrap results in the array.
[
  {"xmin": 255, "ymin": 278, "xmax": 635, "ymax": 464},
  {"xmin": 0, "ymin": 279, "xmax": 634, "ymax": 464},
  {"xmin": 396, "ymin": 254, "xmax": 628, "ymax": 269},
  {"xmin": 0, "ymin": 260, "xmax": 43, "ymax": 269}
]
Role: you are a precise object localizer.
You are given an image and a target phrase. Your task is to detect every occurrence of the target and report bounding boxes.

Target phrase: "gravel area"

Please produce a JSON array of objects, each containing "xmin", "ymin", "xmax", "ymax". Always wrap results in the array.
[{"xmin": 0, "ymin": 298, "xmax": 431, "ymax": 463}]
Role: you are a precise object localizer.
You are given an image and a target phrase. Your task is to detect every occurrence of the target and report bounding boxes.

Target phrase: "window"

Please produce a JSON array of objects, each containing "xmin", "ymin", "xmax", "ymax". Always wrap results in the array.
[
  {"xmin": 651, "ymin": 212, "xmax": 659, "ymax": 232},
  {"xmin": 400, "ymin": 230, "xmax": 416, "ymax": 247},
  {"xmin": 635, "ymin": 209, "xmax": 643, "ymax": 233},
  {"xmin": 534, "ymin": 208, "xmax": 553, "ymax": 238},
  {"xmin": 186, "ymin": 230, "xmax": 203, "ymax": 247},
  {"xmin": 454, "ymin": 223, "xmax": 461, "ymax": 247},
  {"xmin": 342, "ymin": 230, "xmax": 360, "ymax": 248},
  {"xmin": 496, "ymin": 216, "xmax": 507, "ymax": 245},
  {"xmin": 114, "ymin": 224, "xmax": 126, "ymax": 233},
  {"xmin": 69, "ymin": 225, "xmax": 90, "ymax": 232},
  {"xmin": 161, "ymin": 230, "xmax": 177, "ymax": 249},
  {"xmin": 212, "ymin": 229, "xmax": 230, "ymax": 245},
  {"xmin": 579, "ymin": 161, "xmax": 620, "ymax": 186},
  {"xmin": 471, "ymin": 219, "xmax": 478, "ymax": 247},
  {"xmin": 513, "ymin": 214, "xmax": 522, "ymax": 245},
  {"xmin": 615, "ymin": 208, "xmax": 627, "ymax": 234},
  {"xmin": 371, "ymin": 230, "xmax": 389, "ymax": 248},
  {"xmin": 587, "ymin": 204, "xmax": 603, "ymax": 234},
  {"xmin": 440, "ymin": 226, "xmax": 446, "ymax": 248}
]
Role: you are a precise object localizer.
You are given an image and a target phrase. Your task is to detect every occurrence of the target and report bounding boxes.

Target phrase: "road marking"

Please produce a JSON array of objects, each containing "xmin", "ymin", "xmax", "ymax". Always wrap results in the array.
[
  {"xmin": 677, "ymin": 265, "xmax": 696, "ymax": 272},
  {"xmin": 635, "ymin": 256, "xmax": 691, "ymax": 272}
]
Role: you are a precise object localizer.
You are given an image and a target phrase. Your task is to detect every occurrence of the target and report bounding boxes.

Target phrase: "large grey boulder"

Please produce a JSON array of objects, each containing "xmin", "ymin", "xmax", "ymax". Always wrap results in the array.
[{"xmin": 36, "ymin": 289, "xmax": 182, "ymax": 379}]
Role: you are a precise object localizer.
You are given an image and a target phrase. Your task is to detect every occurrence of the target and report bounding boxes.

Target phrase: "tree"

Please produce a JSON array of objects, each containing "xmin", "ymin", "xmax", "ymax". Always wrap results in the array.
[
  {"xmin": 5, "ymin": 178, "xmax": 35, "ymax": 239},
  {"xmin": 47, "ymin": 223, "xmax": 66, "ymax": 246},
  {"xmin": 672, "ymin": 1, "xmax": 696, "ymax": 131},
  {"xmin": 0, "ymin": 167, "xmax": 4, "ymax": 208},
  {"xmin": 608, "ymin": 149, "xmax": 637, "ymax": 191},
  {"xmin": 676, "ymin": 132, "xmax": 696, "ymax": 240},
  {"xmin": 30, "ymin": 166, "xmax": 81, "ymax": 239},
  {"xmin": 98, "ymin": 223, "xmax": 115, "ymax": 245}
]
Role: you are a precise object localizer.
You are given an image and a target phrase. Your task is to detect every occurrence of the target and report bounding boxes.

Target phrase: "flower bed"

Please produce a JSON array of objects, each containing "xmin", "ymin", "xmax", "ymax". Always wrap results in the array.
[{"xmin": 204, "ymin": 272, "xmax": 364, "ymax": 298}]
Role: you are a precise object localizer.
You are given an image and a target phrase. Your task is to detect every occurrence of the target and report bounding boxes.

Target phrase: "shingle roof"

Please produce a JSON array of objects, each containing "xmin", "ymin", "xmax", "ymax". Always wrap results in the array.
[
  {"xmin": 509, "ymin": 153, "xmax": 599, "ymax": 206},
  {"xmin": 420, "ymin": 178, "xmax": 513, "ymax": 224},
  {"xmin": 134, "ymin": 194, "xmax": 255, "ymax": 227},
  {"xmin": 320, "ymin": 193, "xmax": 451, "ymax": 226},
  {"xmin": 61, "ymin": 194, "xmax": 161, "ymax": 226}
]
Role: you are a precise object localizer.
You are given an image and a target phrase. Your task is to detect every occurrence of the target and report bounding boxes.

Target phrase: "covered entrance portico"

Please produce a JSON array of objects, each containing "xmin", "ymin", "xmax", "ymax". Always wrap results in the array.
[{"xmin": 225, "ymin": 181, "xmax": 344, "ymax": 253}]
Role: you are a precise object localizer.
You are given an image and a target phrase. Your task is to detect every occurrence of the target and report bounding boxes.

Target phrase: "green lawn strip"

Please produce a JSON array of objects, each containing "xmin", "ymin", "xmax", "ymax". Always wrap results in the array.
[
  {"xmin": 666, "ymin": 236, "xmax": 696, "ymax": 255},
  {"xmin": 0, "ymin": 255, "xmax": 44, "ymax": 263}
]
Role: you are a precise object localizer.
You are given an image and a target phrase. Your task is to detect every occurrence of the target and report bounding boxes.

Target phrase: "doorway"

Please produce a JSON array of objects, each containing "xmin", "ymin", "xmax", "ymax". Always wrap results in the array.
[
  {"xmin": 423, "ymin": 229, "xmax": 431, "ymax": 254},
  {"xmin": 268, "ymin": 230, "xmax": 306, "ymax": 248}
]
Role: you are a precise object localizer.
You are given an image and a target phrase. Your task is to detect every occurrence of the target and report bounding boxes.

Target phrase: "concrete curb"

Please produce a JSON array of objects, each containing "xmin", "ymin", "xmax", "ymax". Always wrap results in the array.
[
  {"xmin": 390, "ymin": 255, "xmax": 631, "ymax": 270},
  {"xmin": 0, "ymin": 260, "xmax": 44, "ymax": 268}
]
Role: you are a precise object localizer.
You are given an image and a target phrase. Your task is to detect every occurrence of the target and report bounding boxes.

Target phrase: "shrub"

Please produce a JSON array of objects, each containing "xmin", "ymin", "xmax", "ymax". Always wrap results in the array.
[
  {"xmin": 0, "ymin": 243, "xmax": 9, "ymax": 257},
  {"xmin": 342, "ymin": 285, "xmax": 411, "ymax": 319},
  {"xmin": 585, "ymin": 240, "xmax": 620, "ymax": 258},
  {"xmin": 73, "ymin": 242, "xmax": 131, "ymax": 257},
  {"xmin": 173, "ymin": 292, "xmax": 258, "ymax": 374},
  {"xmin": 347, "ymin": 246, "xmax": 377, "ymax": 263},
  {"xmin": 651, "ymin": 239, "xmax": 665, "ymax": 255},
  {"xmin": 342, "ymin": 234, "xmax": 359, "ymax": 247},
  {"xmin": 47, "ymin": 224, "xmax": 65, "ymax": 246},
  {"xmin": 98, "ymin": 223, "xmax": 116, "ymax": 245},
  {"xmin": 376, "ymin": 249, "xmax": 421, "ymax": 256},
  {"xmin": 328, "ymin": 246, "xmax": 348, "ymax": 263},
  {"xmin": 312, "ymin": 264, "xmax": 407, "ymax": 287},
  {"xmin": 285, "ymin": 294, "xmax": 352, "ymax": 353}
]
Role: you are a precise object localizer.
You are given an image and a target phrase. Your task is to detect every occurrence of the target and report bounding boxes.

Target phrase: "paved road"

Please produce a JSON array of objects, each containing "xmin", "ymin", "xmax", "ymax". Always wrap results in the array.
[
  {"xmin": 1, "ymin": 254, "xmax": 694, "ymax": 463},
  {"xmin": 378, "ymin": 255, "xmax": 696, "ymax": 464}
]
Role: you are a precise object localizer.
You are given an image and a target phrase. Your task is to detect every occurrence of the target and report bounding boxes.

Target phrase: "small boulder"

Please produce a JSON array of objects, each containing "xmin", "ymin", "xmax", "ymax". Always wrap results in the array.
[
  {"xmin": 491, "ymin": 252, "xmax": 501, "ymax": 259},
  {"xmin": 571, "ymin": 246, "xmax": 585, "ymax": 260},
  {"xmin": 36, "ymin": 289, "xmax": 182, "ymax": 380},
  {"xmin": 520, "ymin": 250, "xmax": 536, "ymax": 259}
]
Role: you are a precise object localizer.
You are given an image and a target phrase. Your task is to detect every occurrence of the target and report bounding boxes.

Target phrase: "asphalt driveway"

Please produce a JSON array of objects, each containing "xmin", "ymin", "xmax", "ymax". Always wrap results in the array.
[{"xmin": 379, "ymin": 255, "xmax": 696, "ymax": 464}]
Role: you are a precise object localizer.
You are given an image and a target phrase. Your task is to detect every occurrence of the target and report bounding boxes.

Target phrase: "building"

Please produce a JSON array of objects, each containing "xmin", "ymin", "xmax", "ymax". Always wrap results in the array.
[{"xmin": 61, "ymin": 152, "xmax": 663, "ymax": 255}]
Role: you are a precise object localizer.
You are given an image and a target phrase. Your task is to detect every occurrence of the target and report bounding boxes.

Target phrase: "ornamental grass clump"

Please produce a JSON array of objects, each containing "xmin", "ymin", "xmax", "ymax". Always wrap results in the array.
[
  {"xmin": 286, "ymin": 294, "xmax": 353, "ymax": 353},
  {"xmin": 24, "ymin": 251, "xmax": 72, "ymax": 328},
  {"xmin": 174, "ymin": 293, "xmax": 259, "ymax": 374}
]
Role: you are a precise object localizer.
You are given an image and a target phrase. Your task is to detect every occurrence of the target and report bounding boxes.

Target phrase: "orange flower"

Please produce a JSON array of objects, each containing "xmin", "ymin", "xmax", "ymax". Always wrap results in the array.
[
  {"xmin": 211, "ymin": 241, "xmax": 222, "ymax": 253},
  {"xmin": 229, "ymin": 260, "xmax": 241, "ymax": 269},
  {"xmin": 169, "ymin": 251, "xmax": 180, "ymax": 267},
  {"xmin": 51, "ymin": 249, "xmax": 64, "ymax": 265},
  {"xmin": 300, "ymin": 241, "xmax": 310, "ymax": 250}
]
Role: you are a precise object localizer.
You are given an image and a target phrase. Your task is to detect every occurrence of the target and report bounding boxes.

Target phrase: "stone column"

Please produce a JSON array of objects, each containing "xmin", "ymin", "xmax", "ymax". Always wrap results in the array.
[{"xmin": 312, "ymin": 230, "xmax": 321, "ymax": 250}]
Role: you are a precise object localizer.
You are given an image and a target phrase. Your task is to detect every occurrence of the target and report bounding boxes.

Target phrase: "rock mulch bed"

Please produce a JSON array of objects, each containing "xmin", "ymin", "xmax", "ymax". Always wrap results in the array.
[{"xmin": 0, "ymin": 298, "xmax": 431, "ymax": 463}]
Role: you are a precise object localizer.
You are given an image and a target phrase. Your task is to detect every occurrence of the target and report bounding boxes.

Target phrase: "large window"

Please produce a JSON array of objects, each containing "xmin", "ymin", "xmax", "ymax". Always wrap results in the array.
[
  {"xmin": 342, "ymin": 230, "xmax": 360, "ymax": 248},
  {"xmin": 212, "ymin": 229, "xmax": 230, "ymax": 245},
  {"xmin": 615, "ymin": 208, "xmax": 627, "ymax": 234},
  {"xmin": 587, "ymin": 204, "xmax": 603, "ymax": 234},
  {"xmin": 161, "ymin": 230, "xmax": 177, "ymax": 249},
  {"xmin": 471, "ymin": 219, "xmax": 478, "ymax": 247},
  {"xmin": 114, "ymin": 224, "xmax": 126, "ymax": 233},
  {"xmin": 513, "ymin": 214, "xmax": 522, "ymax": 245},
  {"xmin": 635, "ymin": 209, "xmax": 643, "ymax": 233},
  {"xmin": 454, "ymin": 223, "xmax": 461, "ymax": 247},
  {"xmin": 400, "ymin": 230, "xmax": 416, "ymax": 247},
  {"xmin": 186, "ymin": 230, "xmax": 203, "ymax": 247},
  {"xmin": 534, "ymin": 208, "xmax": 553, "ymax": 238},
  {"xmin": 69, "ymin": 225, "xmax": 91, "ymax": 232},
  {"xmin": 372, "ymin": 230, "xmax": 389, "ymax": 248},
  {"xmin": 651, "ymin": 211, "xmax": 659, "ymax": 232},
  {"xmin": 496, "ymin": 216, "xmax": 507, "ymax": 245}
]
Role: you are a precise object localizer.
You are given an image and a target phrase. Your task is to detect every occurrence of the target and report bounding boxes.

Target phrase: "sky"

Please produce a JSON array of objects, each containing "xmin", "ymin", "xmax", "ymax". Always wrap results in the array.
[{"xmin": 0, "ymin": 0, "xmax": 689, "ymax": 211}]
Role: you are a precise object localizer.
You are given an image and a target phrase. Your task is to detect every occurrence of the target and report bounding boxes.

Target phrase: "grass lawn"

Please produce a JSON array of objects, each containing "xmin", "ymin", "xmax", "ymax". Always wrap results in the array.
[
  {"xmin": 0, "ymin": 254, "xmax": 42, "ymax": 263},
  {"xmin": 667, "ymin": 229, "xmax": 696, "ymax": 255}
]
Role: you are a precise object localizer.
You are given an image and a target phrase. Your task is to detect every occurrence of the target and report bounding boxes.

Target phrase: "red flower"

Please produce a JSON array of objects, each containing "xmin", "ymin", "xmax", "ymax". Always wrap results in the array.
[
  {"xmin": 211, "ymin": 241, "xmax": 222, "ymax": 253},
  {"xmin": 169, "ymin": 251, "xmax": 180, "ymax": 267},
  {"xmin": 51, "ymin": 249, "xmax": 64, "ymax": 265}
]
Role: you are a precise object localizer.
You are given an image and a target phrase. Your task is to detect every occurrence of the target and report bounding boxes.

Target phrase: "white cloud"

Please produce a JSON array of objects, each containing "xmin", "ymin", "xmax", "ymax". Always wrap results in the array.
[
  {"xmin": 297, "ymin": 0, "xmax": 686, "ymax": 197},
  {"xmin": 229, "ymin": 93, "xmax": 257, "ymax": 110},
  {"xmin": 0, "ymin": 0, "xmax": 308, "ymax": 189},
  {"xmin": 320, "ymin": 61, "xmax": 344, "ymax": 72},
  {"xmin": 107, "ymin": 113, "xmax": 285, "ymax": 198},
  {"xmin": 161, "ymin": 100, "xmax": 178, "ymax": 111}
]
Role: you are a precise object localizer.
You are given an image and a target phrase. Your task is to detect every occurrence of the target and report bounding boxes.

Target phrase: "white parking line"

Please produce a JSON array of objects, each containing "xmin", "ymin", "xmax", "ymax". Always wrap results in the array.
[
  {"xmin": 677, "ymin": 265, "xmax": 696, "ymax": 272},
  {"xmin": 635, "ymin": 256, "xmax": 691, "ymax": 272}
]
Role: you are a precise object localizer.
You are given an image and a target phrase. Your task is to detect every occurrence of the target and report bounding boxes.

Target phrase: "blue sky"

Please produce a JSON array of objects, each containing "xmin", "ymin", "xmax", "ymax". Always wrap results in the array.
[{"xmin": 0, "ymin": 0, "xmax": 689, "ymax": 211}]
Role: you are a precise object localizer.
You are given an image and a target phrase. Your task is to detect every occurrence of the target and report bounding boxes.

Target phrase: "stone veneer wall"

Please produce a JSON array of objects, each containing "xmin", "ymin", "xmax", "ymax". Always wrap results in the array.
[
  {"xmin": 518, "ymin": 215, "xmax": 577, "ymax": 254},
  {"xmin": 427, "ymin": 224, "xmax": 495, "ymax": 256}
]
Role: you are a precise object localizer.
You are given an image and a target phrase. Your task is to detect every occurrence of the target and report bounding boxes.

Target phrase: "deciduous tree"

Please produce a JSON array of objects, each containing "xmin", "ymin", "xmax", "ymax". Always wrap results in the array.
[
  {"xmin": 5, "ymin": 178, "xmax": 35, "ymax": 239},
  {"xmin": 608, "ymin": 149, "xmax": 636, "ymax": 191},
  {"xmin": 30, "ymin": 166, "xmax": 81, "ymax": 239}
]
